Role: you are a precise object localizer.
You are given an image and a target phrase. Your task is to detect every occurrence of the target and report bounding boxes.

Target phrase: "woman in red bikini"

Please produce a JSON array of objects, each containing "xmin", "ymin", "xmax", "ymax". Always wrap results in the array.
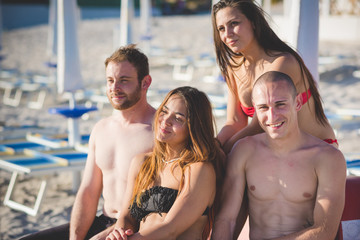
[{"xmin": 212, "ymin": 0, "xmax": 337, "ymax": 153}]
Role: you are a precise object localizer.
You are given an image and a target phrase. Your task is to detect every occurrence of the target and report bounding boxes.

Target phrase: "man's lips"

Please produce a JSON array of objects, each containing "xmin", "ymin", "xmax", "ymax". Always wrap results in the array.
[
  {"xmin": 267, "ymin": 121, "xmax": 284, "ymax": 128},
  {"xmin": 112, "ymin": 95, "xmax": 126, "ymax": 100}
]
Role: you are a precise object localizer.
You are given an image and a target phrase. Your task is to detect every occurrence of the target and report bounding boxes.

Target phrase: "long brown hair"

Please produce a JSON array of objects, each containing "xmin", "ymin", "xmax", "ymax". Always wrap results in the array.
[
  {"xmin": 212, "ymin": 0, "xmax": 327, "ymax": 125},
  {"xmin": 131, "ymin": 86, "xmax": 224, "ymax": 237}
]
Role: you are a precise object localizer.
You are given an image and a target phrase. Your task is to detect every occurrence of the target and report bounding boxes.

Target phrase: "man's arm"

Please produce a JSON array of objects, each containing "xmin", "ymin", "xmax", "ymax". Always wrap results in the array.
[
  {"xmin": 70, "ymin": 131, "xmax": 103, "ymax": 240},
  {"xmin": 104, "ymin": 154, "xmax": 147, "ymax": 240},
  {"xmin": 272, "ymin": 147, "xmax": 347, "ymax": 240},
  {"xmin": 211, "ymin": 139, "xmax": 249, "ymax": 240}
]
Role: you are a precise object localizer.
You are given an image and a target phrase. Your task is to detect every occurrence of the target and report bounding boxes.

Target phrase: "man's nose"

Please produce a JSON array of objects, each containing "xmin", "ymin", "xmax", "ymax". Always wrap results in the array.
[
  {"xmin": 268, "ymin": 107, "xmax": 277, "ymax": 122},
  {"xmin": 111, "ymin": 81, "xmax": 122, "ymax": 91}
]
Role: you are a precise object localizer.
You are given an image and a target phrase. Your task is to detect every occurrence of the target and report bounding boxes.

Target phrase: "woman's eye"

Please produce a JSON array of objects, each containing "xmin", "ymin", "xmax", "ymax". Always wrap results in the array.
[{"xmin": 175, "ymin": 117, "xmax": 184, "ymax": 123}]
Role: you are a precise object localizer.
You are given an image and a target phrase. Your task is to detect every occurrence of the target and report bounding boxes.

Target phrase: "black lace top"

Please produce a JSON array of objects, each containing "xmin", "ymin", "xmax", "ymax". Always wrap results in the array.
[{"xmin": 130, "ymin": 186, "xmax": 209, "ymax": 222}]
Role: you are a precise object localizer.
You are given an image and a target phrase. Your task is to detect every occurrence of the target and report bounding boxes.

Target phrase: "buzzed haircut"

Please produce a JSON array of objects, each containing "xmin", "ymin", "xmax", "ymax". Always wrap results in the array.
[
  {"xmin": 252, "ymin": 71, "xmax": 297, "ymax": 99},
  {"xmin": 105, "ymin": 44, "xmax": 149, "ymax": 83}
]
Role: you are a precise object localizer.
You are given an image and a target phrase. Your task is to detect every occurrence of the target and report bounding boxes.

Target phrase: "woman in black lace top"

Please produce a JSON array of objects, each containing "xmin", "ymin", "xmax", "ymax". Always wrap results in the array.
[{"xmin": 105, "ymin": 86, "xmax": 224, "ymax": 240}]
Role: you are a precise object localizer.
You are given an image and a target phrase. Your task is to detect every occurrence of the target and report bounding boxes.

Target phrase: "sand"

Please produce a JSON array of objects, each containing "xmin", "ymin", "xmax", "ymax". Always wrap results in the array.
[{"xmin": 0, "ymin": 14, "xmax": 359, "ymax": 240}]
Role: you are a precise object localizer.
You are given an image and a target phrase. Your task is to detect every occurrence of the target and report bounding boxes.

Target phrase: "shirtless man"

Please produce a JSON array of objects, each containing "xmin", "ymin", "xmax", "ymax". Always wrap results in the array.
[
  {"xmin": 211, "ymin": 71, "xmax": 346, "ymax": 240},
  {"xmin": 20, "ymin": 45, "xmax": 155, "ymax": 240}
]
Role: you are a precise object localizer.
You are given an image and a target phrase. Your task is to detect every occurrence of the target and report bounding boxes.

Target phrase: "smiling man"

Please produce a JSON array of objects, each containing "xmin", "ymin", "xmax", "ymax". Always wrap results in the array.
[
  {"xmin": 21, "ymin": 45, "xmax": 156, "ymax": 240},
  {"xmin": 212, "ymin": 71, "xmax": 346, "ymax": 240}
]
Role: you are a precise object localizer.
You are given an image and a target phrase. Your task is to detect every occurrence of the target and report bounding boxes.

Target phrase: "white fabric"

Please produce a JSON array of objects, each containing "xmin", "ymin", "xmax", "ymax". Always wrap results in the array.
[
  {"xmin": 342, "ymin": 219, "xmax": 360, "ymax": 240},
  {"xmin": 120, "ymin": 0, "xmax": 134, "ymax": 47},
  {"xmin": 57, "ymin": 0, "xmax": 83, "ymax": 94}
]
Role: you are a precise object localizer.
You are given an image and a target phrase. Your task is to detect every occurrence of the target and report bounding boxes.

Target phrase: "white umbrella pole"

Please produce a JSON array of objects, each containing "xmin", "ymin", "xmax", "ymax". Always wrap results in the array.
[
  {"xmin": 120, "ymin": 0, "xmax": 134, "ymax": 46},
  {"xmin": 47, "ymin": 0, "xmax": 57, "ymax": 61},
  {"xmin": 140, "ymin": 0, "xmax": 152, "ymax": 54},
  {"xmin": 296, "ymin": 0, "xmax": 319, "ymax": 83},
  {"xmin": 68, "ymin": 93, "xmax": 80, "ymax": 147},
  {"xmin": 57, "ymin": 0, "xmax": 83, "ymax": 192}
]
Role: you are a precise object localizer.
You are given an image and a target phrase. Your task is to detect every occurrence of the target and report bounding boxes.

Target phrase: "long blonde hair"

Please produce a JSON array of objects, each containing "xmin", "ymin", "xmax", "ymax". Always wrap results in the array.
[{"xmin": 131, "ymin": 87, "xmax": 223, "ymax": 207}]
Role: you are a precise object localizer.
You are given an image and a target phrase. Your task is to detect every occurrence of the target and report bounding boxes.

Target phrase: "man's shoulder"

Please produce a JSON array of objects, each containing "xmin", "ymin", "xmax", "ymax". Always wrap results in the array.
[
  {"xmin": 229, "ymin": 135, "xmax": 262, "ymax": 162},
  {"xmin": 233, "ymin": 134, "xmax": 263, "ymax": 151},
  {"xmin": 304, "ymin": 135, "xmax": 345, "ymax": 165}
]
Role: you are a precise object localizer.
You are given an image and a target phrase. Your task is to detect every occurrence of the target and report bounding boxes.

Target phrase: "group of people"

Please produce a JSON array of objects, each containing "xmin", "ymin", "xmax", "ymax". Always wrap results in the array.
[{"xmin": 21, "ymin": 0, "xmax": 346, "ymax": 239}]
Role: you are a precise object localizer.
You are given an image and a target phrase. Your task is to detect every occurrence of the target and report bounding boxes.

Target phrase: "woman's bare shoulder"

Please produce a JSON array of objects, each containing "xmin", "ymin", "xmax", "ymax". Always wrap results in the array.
[
  {"xmin": 272, "ymin": 52, "xmax": 298, "ymax": 69},
  {"xmin": 185, "ymin": 161, "xmax": 216, "ymax": 180}
]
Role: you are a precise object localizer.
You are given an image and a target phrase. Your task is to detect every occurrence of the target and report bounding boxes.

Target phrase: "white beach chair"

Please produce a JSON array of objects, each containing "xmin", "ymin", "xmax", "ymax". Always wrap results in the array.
[
  {"xmin": 0, "ymin": 148, "xmax": 87, "ymax": 216},
  {"xmin": 168, "ymin": 56, "xmax": 194, "ymax": 82},
  {"xmin": 0, "ymin": 78, "xmax": 49, "ymax": 110}
]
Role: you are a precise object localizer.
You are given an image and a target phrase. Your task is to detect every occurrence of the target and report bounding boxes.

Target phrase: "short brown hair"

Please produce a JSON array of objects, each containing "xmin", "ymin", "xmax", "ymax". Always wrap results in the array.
[{"xmin": 105, "ymin": 44, "xmax": 149, "ymax": 83}]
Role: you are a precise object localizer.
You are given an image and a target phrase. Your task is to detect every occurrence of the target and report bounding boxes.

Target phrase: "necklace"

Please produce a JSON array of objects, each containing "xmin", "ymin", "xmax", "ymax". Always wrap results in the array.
[{"xmin": 162, "ymin": 157, "xmax": 181, "ymax": 164}]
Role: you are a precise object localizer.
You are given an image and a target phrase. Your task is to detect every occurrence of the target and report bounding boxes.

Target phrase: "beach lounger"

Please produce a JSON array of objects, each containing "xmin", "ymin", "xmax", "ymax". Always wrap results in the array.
[
  {"xmin": 0, "ymin": 148, "xmax": 87, "ymax": 216},
  {"xmin": 208, "ymin": 94, "xmax": 227, "ymax": 118},
  {"xmin": 168, "ymin": 57, "xmax": 194, "ymax": 82},
  {"xmin": 336, "ymin": 176, "xmax": 360, "ymax": 240},
  {"xmin": 326, "ymin": 110, "xmax": 360, "ymax": 137},
  {"xmin": 26, "ymin": 132, "xmax": 90, "ymax": 149},
  {"xmin": 345, "ymin": 153, "xmax": 360, "ymax": 176},
  {"xmin": 0, "ymin": 125, "xmax": 59, "ymax": 141},
  {"xmin": 0, "ymin": 138, "xmax": 53, "ymax": 155},
  {"xmin": 0, "ymin": 79, "xmax": 49, "ymax": 109}
]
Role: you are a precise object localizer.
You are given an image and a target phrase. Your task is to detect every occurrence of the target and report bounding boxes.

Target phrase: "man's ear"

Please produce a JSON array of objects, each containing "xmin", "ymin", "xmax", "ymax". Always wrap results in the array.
[
  {"xmin": 295, "ymin": 93, "xmax": 303, "ymax": 112},
  {"xmin": 141, "ymin": 75, "xmax": 152, "ymax": 90}
]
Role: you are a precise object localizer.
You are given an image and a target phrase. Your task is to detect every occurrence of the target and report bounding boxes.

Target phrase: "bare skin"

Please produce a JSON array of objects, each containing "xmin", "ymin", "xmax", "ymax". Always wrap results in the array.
[
  {"xmin": 215, "ymin": 7, "xmax": 336, "ymax": 153},
  {"xmin": 70, "ymin": 61, "xmax": 156, "ymax": 240},
  {"xmin": 105, "ymin": 95, "xmax": 216, "ymax": 240},
  {"xmin": 212, "ymin": 80, "xmax": 346, "ymax": 240}
]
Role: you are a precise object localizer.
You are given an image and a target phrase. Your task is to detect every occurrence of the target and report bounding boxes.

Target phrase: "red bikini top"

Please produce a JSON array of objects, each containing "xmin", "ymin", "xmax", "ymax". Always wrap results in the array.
[{"xmin": 240, "ymin": 89, "xmax": 312, "ymax": 118}]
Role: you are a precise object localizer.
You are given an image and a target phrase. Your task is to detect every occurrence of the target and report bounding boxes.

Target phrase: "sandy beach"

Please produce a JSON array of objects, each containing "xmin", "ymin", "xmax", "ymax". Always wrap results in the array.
[{"xmin": 0, "ymin": 13, "xmax": 360, "ymax": 240}]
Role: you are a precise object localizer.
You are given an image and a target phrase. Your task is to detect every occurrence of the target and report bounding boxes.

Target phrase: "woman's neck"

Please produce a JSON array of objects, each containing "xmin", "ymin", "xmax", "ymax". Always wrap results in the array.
[{"xmin": 240, "ymin": 40, "xmax": 266, "ymax": 66}]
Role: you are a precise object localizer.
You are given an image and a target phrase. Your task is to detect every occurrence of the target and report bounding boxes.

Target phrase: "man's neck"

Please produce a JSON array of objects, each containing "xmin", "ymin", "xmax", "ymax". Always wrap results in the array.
[
  {"xmin": 112, "ymin": 98, "xmax": 153, "ymax": 126},
  {"xmin": 265, "ymin": 129, "xmax": 304, "ymax": 155}
]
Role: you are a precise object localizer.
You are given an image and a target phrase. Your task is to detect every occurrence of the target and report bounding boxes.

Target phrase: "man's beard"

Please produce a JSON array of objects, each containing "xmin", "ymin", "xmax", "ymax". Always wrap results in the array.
[{"xmin": 108, "ymin": 84, "xmax": 142, "ymax": 110}]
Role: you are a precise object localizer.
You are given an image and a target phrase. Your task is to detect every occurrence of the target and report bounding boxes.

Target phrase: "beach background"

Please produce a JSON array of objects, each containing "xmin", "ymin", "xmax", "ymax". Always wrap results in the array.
[{"xmin": 1, "ymin": 2, "xmax": 360, "ymax": 239}]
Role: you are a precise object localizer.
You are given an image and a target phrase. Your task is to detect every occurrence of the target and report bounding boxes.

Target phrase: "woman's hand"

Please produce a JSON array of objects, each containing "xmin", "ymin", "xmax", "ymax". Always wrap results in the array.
[{"xmin": 105, "ymin": 228, "xmax": 134, "ymax": 240}]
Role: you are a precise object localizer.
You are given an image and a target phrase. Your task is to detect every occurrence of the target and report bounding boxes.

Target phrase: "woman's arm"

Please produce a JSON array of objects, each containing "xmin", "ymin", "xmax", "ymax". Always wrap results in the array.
[
  {"xmin": 222, "ymin": 113, "xmax": 263, "ymax": 154},
  {"xmin": 217, "ymin": 85, "xmax": 248, "ymax": 146},
  {"xmin": 130, "ymin": 162, "xmax": 217, "ymax": 240}
]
